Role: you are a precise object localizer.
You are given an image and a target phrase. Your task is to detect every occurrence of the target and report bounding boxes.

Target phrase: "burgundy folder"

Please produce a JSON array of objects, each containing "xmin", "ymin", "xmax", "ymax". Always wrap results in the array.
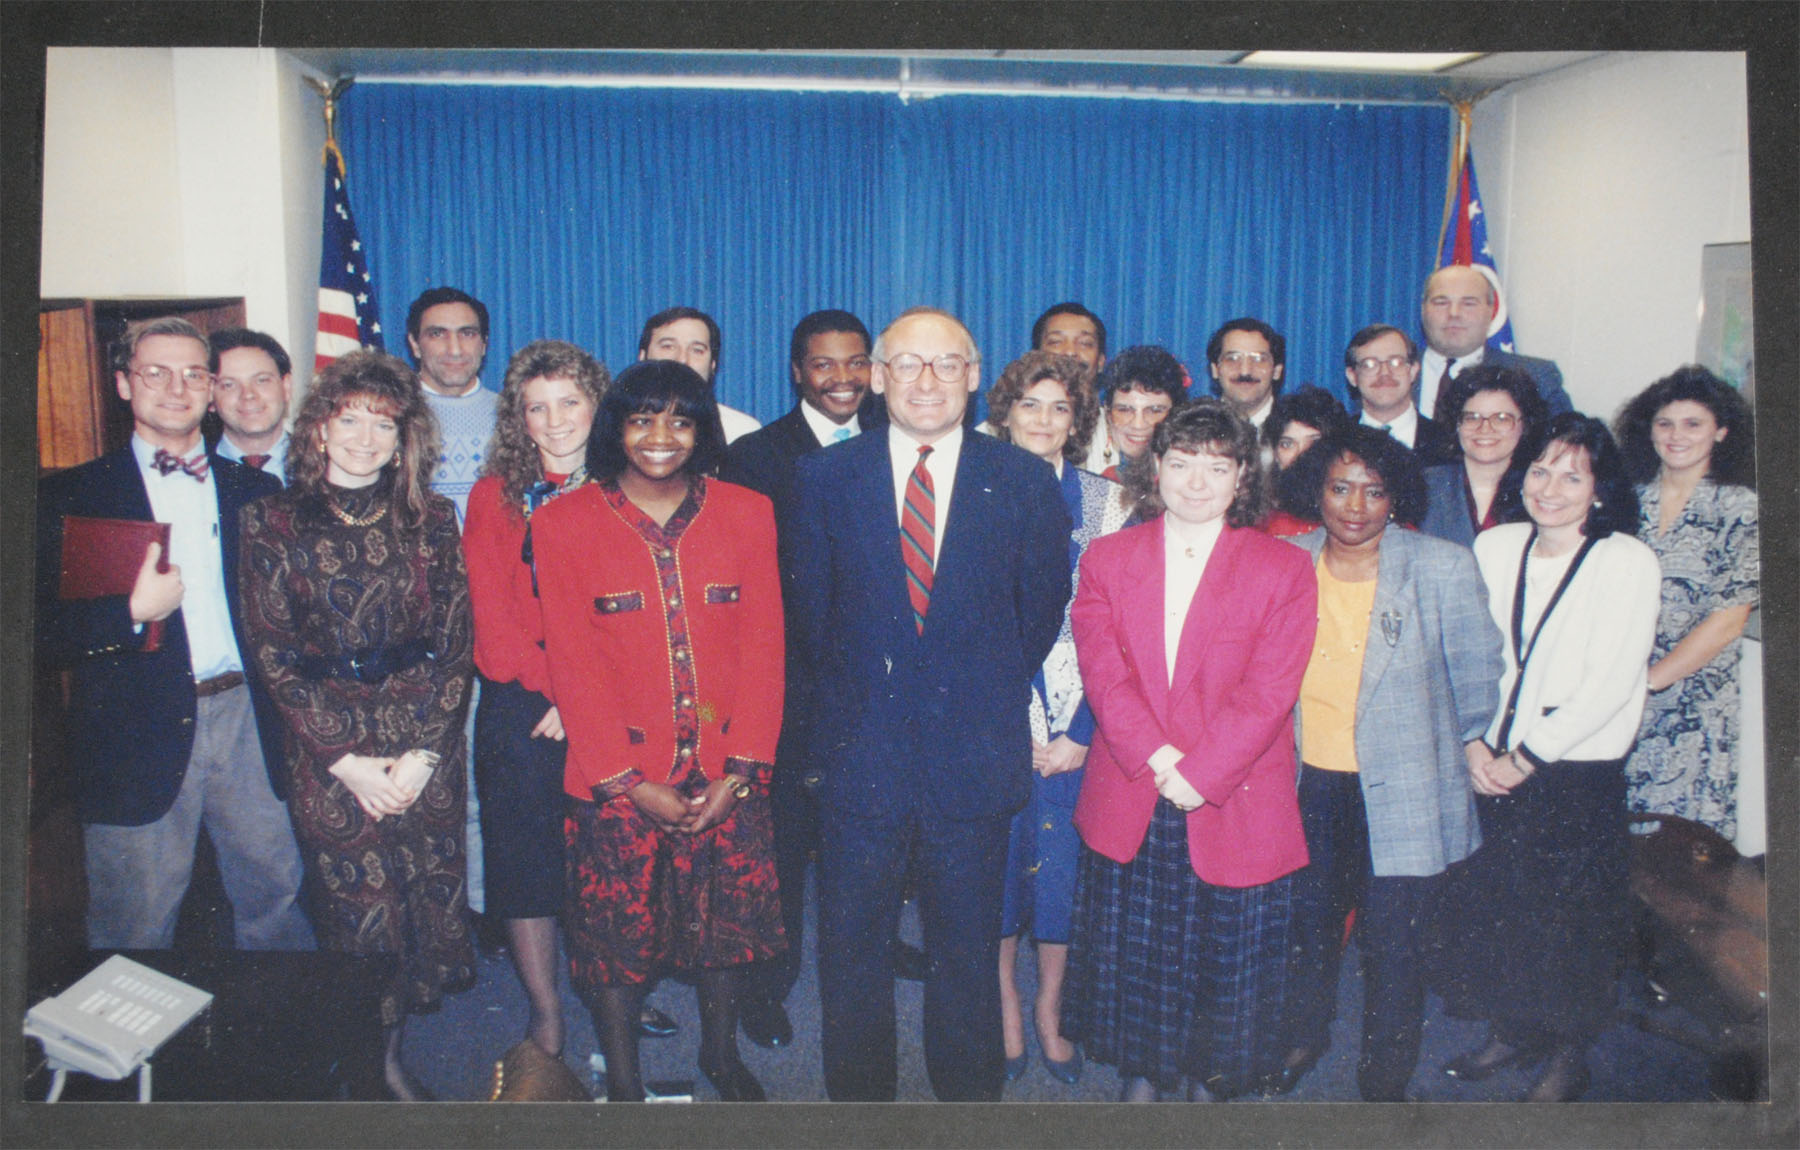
[{"xmin": 59, "ymin": 516, "xmax": 172, "ymax": 653}]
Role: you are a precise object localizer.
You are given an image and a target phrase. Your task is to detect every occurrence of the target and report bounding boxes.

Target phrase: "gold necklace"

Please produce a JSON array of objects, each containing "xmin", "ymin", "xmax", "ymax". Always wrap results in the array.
[{"xmin": 326, "ymin": 497, "xmax": 389, "ymax": 527}]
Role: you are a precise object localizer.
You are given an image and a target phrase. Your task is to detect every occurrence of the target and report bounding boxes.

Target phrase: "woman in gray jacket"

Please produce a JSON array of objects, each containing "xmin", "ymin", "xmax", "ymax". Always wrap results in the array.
[{"xmin": 1274, "ymin": 424, "xmax": 1504, "ymax": 1100}]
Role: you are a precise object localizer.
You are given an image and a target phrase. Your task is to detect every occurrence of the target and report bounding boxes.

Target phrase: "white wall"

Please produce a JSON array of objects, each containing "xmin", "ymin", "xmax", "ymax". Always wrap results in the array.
[
  {"xmin": 1470, "ymin": 52, "xmax": 1751, "ymax": 423},
  {"xmin": 41, "ymin": 48, "xmax": 186, "ymax": 297},
  {"xmin": 41, "ymin": 47, "xmax": 325, "ymax": 386}
]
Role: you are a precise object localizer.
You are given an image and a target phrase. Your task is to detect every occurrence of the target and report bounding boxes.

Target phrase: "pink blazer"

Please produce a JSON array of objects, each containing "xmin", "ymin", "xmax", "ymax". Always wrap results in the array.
[{"xmin": 1070, "ymin": 519, "xmax": 1316, "ymax": 888}]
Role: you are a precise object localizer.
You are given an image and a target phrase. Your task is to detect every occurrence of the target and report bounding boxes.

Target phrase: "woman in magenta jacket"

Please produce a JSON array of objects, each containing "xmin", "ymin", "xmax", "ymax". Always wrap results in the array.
[{"xmin": 1064, "ymin": 400, "xmax": 1317, "ymax": 1102}]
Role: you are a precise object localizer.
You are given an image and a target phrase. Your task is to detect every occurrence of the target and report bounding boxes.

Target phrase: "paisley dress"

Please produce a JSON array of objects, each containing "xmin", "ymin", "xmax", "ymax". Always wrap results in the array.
[
  {"xmin": 1626, "ymin": 480, "xmax": 1759, "ymax": 839},
  {"xmin": 239, "ymin": 476, "xmax": 476, "ymax": 1026}
]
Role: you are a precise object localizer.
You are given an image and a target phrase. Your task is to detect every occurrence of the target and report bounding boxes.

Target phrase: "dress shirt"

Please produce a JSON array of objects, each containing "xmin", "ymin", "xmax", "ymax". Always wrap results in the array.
[
  {"xmin": 1360, "ymin": 403, "xmax": 1421, "ymax": 449},
  {"xmin": 800, "ymin": 400, "xmax": 860, "ymax": 447},
  {"xmin": 216, "ymin": 429, "xmax": 290, "ymax": 485},
  {"xmin": 887, "ymin": 423, "xmax": 963, "ymax": 561},
  {"xmin": 1161, "ymin": 514, "xmax": 1225, "ymax": 684},
  {"xmin": 130, "ymin": 435, "xmax": 242, "ymax": 679},
  {"xmin": 1245, "ymin": 395, "xmax": 1275, "ymax": 430},
  {"xmin": 1420, "ymin": 346, "xmax": 1485, "ymax": 418},
  {"xmin": 718, "ymin": 403, "xmax": 763, "ymax": 445}
]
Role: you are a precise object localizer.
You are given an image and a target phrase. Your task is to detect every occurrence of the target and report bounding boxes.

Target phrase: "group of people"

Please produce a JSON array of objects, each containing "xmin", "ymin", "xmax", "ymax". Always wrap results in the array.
[{"xmin": 35, "ymin": 267, "xmax": 1757, "ymax": 1104}]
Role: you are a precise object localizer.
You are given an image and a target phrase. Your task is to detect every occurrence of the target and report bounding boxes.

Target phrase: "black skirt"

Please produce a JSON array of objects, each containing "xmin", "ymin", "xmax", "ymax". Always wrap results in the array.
[
  {"xmin": 1062, "ymin": 799, "xmax": 1293, "ymax": 1097},
  {"xmin": 1434, "ymin": 757, "xmax": 1631, "ymax": 1045},
  {"xmin": 472, "ymin": 674, "xmax": 569, "ymax": 919}
]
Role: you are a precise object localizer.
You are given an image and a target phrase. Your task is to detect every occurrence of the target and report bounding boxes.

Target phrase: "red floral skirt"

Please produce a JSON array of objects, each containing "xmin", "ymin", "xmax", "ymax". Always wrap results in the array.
[{"xmin": 564, "ymin": 766, "xmax": 784, "ymax": 996}]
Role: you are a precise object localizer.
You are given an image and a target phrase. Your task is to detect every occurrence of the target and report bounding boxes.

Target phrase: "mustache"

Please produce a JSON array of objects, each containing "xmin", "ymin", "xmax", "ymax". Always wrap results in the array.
[{"xmin": 1232, "ymin": 374, "xmax": 1260, "ymax": 383}]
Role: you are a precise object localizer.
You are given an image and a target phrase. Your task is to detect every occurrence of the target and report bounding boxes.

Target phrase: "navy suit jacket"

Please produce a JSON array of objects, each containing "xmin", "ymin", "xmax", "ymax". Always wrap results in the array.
[
  {"xmin": 36, "ymin": 447, "xmax": 284, "ymax": 825},
  {"xmin": 787, "ymin": 428, "xmax": 1070, "ymax": 822},
  {"xmin": 721, "ymin": 402, "xmax": 886, "ymax": 778}
]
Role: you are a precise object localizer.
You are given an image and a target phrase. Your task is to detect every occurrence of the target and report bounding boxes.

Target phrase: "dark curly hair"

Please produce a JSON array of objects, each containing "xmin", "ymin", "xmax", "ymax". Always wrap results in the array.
[
  {"xmin": 1613, "ymin": 365, "xmax": 1756, "ymax": 489},
  {"xmin": 1438, "ymin": 364, "xmax": 1548, "ymax": 465},
  {"xmin": 587, "ymin": 359, "xmax": 727, "ymax": 481},
  {"xmin": 987, "ymin": 350, "xmax": 1100, "ymax": 464},
  {"xmin": 482, "ymin": 341, "xmax": 612, "ymax": 515},
  {"xmin": 1129, "ymin": 399, "xmax": 1267, "ymax": 528},
  {"xmin": 1261, "ymin": 385, "xmax": 1351, "ymax": 458},
  {"xmin": 288, "ymin": 350, "xmax": 440, "ymax": 533},
  {"xmin": 1096, "ymin": 345, "xmax": 1188, "ymax": 408},
  {"xmin": 1530, "ymin": 413, "xmax": 1640, "ymax": 540},
  {"xmin": 1283, "ymin": 423, "xmax": 1429, "ymax": 528}
]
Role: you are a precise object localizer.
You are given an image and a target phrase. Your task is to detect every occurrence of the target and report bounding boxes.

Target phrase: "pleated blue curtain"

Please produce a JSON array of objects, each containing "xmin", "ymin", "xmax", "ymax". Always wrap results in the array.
[{"xmin": 342, "ymin": 84, "xmax": 1447, "ymax": 419}]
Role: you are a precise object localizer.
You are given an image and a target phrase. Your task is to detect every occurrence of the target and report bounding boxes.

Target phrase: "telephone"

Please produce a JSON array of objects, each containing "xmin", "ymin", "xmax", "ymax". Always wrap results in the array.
[{"xmin": 24, "ymin": 954, "xmax": 213, "ymax": 1101}]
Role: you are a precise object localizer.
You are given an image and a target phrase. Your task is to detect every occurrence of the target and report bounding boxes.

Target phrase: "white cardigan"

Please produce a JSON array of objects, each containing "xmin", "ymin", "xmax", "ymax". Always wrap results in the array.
[{"xmin": 1473, "ymin": 522, "xmax": 1661, "ymax": 764}]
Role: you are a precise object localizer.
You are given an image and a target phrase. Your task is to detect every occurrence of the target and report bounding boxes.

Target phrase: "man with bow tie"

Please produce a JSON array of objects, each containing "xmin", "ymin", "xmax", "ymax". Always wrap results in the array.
[{"xmin": 35, "ymin": 316, "xmax": 312, "ymax": 950}]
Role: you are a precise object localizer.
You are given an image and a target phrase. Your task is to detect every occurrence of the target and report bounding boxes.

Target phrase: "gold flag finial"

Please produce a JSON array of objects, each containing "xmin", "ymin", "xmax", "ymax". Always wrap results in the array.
[{"xmin": 304, "ymin": 75, "xmax": 355, "ymax": 170}]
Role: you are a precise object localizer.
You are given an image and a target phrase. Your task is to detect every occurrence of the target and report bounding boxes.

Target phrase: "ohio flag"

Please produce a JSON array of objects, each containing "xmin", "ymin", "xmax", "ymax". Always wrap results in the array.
[{"xmin": 315, "ymin": 145, "xmax": 384, "ymax": 370}]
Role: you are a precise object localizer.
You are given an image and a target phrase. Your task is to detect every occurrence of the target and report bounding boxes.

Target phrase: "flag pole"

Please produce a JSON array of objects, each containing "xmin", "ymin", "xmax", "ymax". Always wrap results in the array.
[{"xmin": 1435, "ymin": 99, "xmax": 1475, "ymax": 265}]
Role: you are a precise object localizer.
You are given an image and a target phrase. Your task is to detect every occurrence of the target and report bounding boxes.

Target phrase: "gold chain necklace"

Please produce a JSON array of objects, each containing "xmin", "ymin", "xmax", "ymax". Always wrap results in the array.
[{"xmin": 326, "ymin": 497, "xmax": 389, "ymax": 527}]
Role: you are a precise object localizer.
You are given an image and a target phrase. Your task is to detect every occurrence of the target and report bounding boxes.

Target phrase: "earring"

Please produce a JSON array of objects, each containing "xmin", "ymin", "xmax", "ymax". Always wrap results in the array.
[{"xmin": 1593, "ymin": 499, "xmax": 1603, "ymax": 508}]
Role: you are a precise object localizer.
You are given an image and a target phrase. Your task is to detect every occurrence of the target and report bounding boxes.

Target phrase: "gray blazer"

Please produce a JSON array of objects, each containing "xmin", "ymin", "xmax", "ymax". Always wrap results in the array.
[{"xmin": 1291, "ymin": 525, "xmax": 1505, "ymax": 877}]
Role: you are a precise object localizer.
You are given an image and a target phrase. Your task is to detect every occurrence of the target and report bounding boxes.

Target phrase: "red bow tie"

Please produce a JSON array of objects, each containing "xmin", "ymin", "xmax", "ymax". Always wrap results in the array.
[{"xmin": 151, "ymin": 448, "xmax": 210, "ymax": 482}]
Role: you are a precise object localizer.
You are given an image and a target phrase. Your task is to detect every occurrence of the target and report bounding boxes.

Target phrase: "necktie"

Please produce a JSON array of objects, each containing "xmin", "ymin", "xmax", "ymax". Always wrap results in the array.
[
  {"xmin": 151, "ymin": 448, "xmax": 210, "ymax": 482},
  {"xmin": 242, "ymin": 453, "xmax": 271, "ymax": 471},
  {"xmin": 900, "ymin": 445, "xmax": 935, "ymax": 635},
  {"xmin": 1430, "ymin": 358, "xmax": 1457, "ymax": 421},
  {"xmin": 832, "ymin": 426, "xmax": 852, "ymax": 443}
]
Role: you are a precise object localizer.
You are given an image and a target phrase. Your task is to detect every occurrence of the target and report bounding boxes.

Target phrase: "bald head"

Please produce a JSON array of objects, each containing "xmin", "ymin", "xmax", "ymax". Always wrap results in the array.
[
  {"xmin": 872, "ymin": 308, "xmax": 982, "ymax": 444},
  {"xmin": 1421, "ymin": 265, "xmax": 1498, "ymax": 359}
]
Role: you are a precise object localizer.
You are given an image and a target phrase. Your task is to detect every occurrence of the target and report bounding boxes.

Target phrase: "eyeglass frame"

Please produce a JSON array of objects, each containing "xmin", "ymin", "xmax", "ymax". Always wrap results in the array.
[
  {"xmin": 131, "ymin": 365, "xmax": 216, "ymax": 391},
  {"xmin": 1457, "ymin": 410, "xmax": 1522, "ymax": 430},
  {"xmin": 1216, "ymin": 349, "xmax": 1273, "ymax": 368},
  {"xmin": 877, "ymin": 352, "xmax": 979, "ymax": 385},
  {"xmin": 1352, "ymin": 354, "xmax": 1414, "ymax": 376}
]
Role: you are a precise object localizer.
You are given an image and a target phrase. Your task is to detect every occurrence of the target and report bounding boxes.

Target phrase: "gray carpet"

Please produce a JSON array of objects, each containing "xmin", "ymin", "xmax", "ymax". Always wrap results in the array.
[{"xmin": 409, "ymin": 876, "xmax": 1723, "ymax": 1104}]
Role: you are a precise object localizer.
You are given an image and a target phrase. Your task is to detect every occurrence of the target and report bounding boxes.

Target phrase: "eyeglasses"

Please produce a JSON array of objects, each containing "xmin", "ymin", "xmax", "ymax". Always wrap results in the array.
[
  {"xmin": 1353, "ymin": 355, "xmax": 1412, "ymax": 375},
  {"xmin": 1217, "ymin": 350, "xmax": 1271, "ymax": 367},
  {"xmin": 881, "ymin": 353, "xmax": 975, "ymax": 385},
  {"xmin": 1459, "ymin": 411, "xmax": 1521, "ymax": 430},
  {"xmin": 132, "ymin": 365, "xmax": 215, "ymax": 391}
]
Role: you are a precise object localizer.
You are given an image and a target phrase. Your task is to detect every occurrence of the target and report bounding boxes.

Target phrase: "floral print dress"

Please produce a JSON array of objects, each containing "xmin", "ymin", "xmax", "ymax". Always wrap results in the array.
[{"xmin": 1626, "ymin": 479, "xmax": 1759, "ymax": 839}]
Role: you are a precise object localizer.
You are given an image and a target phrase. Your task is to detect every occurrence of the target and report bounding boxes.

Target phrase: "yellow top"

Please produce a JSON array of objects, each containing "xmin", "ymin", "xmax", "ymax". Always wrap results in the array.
[{"xmin": 1299, "ymin": 559, "xmax": 1377, "ymax": 773}]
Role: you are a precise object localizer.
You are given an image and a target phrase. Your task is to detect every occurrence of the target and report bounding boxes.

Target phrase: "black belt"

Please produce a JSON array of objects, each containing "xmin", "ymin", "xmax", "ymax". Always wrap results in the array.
[{"xmin": 291, "ymin": 637, "xmax": 433, "ymax": 684}]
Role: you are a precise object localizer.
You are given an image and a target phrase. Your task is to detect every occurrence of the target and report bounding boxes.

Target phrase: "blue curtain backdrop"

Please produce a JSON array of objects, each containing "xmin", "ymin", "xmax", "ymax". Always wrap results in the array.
[{"xmin": 342, "ymin": 84, "xmax": 1449, "ymax": 421}]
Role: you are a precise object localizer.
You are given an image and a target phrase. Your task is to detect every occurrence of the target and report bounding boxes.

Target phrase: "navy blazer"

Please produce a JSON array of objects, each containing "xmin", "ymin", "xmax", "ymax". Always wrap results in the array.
[
  {"xmin": 1485, "ymin": 349, "xmax": 1573, "ymax": 417},
  {"xmin": 721, "ymin": 402, "xmax": 885, "ymax": 777},
  {"xmin": 36, "ymin": 447, "xmax": 284, "ymax": 825},
  {"xmin": 786, "ymin": 428, "xmax": 1070, "ymax": 821}
]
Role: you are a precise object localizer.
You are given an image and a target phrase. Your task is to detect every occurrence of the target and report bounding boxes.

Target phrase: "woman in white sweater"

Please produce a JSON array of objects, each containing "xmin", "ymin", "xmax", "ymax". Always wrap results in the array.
[{"xmin": 1437, "ymin": 414, "xmax": 1660, "ymax": 1102}]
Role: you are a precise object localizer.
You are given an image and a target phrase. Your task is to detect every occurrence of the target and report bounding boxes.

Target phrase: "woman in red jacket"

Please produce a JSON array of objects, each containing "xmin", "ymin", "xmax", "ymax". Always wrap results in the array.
[
  {"xmin": 530, "ymin": 359, "xmax": 785, "ymax": 1102},
  {"xmin": 463, "ymin": 340, "xmax": 609, "ymax": 1060}
]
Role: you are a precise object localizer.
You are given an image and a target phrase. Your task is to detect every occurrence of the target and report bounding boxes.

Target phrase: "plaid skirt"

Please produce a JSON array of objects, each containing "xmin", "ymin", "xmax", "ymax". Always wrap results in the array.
[
  {"xmin": 1063, "ymin": 799, "xmax": 1293, "ymax": 1097},
  {"xmin": 563, "ymin": 762, "xmax": 784, "ymax": 1000}
]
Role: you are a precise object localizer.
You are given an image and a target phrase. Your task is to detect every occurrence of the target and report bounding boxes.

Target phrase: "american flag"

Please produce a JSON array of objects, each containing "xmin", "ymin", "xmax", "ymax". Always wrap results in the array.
[
  {"xmin": 315, "ymin": 145, "xmax": 384, "ymax": 371},
  {"xmin": 1436, "ymin": 135, "xmax": 1517, "ymax": 354}
]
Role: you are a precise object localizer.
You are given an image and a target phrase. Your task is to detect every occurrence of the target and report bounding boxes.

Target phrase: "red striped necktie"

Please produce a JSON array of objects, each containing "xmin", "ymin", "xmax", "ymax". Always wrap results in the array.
[{"xmin": 900, "ymin": 445, "xmax": 936, "ymax": 635}]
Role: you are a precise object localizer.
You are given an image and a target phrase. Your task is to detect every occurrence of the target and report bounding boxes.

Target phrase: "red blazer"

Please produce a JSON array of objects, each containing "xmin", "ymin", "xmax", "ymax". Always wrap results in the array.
[
  {"xmin": 1070, "ymin": 519, "xmax": 1316, "ymax": 888},
  {"xmin": 531, "ymin": 478, "xmax": 785, "ymax": 799},
  {"xmin": 462, "ymin": 474, "xmax": 552, "ymax": 697}
]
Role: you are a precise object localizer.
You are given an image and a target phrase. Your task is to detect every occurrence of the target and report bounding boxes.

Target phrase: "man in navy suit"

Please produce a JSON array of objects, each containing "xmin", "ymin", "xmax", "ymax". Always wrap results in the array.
[
  {"xmin": 1418, "ymin": 263, "xmax": 1574, "ymax": 419},
  {"xmin": 35, "ymin": 317, "xmax": 311, "ymax": 950},
  {"xmin": 720, "ymin": 309, "xmax": 888, "ymax": 1049},
  {"xmin": 788, "ymin": 307, "xmax": 1070, "ymax": 1100},
  {"xmin": 1345, "ymin": 323, "xmax": 1458, "ymax": 461}
]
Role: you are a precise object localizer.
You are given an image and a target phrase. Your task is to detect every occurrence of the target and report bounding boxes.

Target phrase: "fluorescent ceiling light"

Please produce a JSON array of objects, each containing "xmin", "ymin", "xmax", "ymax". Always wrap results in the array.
[{"xmin": 1238, "ymin": 51, "xmax": 1480, "ymax": 73}]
